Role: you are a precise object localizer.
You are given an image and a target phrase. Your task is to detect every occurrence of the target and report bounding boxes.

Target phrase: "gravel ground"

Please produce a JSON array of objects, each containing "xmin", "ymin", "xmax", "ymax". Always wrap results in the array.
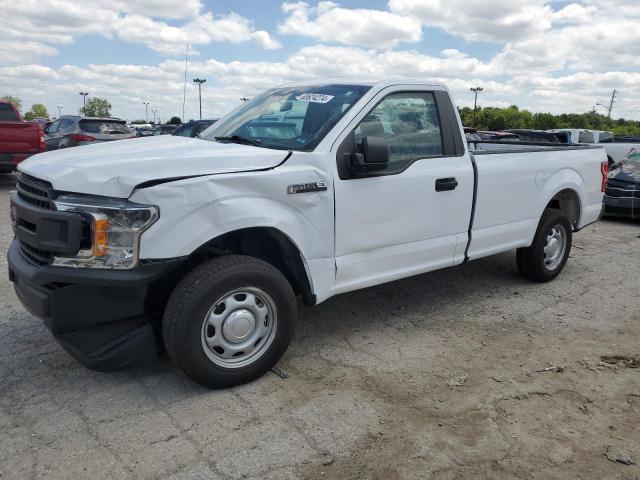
[{"xmin": 1, "ymin": 172, "xmax": 639, "ymax": 480}]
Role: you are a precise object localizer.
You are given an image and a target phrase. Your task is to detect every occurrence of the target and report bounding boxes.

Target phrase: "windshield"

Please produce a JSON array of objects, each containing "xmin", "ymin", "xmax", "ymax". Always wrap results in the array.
[
  {"xmin": 202, "ymin": 84, "xmax": 371, "ymax": 151},
  {"xmin": 626, "ymin": 151, "xmax": 640, "ymax": 163}
]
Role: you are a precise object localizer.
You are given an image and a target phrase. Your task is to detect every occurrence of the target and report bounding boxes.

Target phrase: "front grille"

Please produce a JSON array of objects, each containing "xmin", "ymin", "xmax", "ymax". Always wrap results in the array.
[
  {"xmin": 16, "ymin": 173, "xmax": 53, "ymax": 210},
  {"xmin": 14, "ymin": 174, "xmax": 90, "ymax": 267},
  {"xmin": 15, "ymin": 174, "xmax": 56, "ymax": 266},
  {"xmin": 19, "ymin": 241, "xmax": 54, "ymax": 266}
]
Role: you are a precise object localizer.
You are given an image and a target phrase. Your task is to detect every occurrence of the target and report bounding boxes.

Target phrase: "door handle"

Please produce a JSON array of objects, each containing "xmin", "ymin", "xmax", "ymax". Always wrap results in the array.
[{"xmin": 435, "ymin": 177, "xmax": 458, "ymax": 192}]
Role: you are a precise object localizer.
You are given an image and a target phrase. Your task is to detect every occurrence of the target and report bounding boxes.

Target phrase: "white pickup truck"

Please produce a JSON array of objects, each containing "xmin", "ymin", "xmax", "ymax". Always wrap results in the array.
[
  {"xmin": 549, "ymin": 128, "xmax": 640, "ymax": 166},
  {"xmin": 9, "ymin": 79, "xmax": 607, "ymax": 388}
]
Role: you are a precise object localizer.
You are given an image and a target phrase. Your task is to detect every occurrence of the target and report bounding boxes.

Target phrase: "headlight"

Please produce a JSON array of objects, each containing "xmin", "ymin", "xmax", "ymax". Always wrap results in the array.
[{"xmin": 52, "ymin": 195, "xmax": 158, "ymax": 269}]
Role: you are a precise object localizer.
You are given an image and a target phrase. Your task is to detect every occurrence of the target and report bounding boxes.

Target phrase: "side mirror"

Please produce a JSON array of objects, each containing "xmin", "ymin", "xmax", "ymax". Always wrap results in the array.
[
  {"xmin": 348, "ymin": 136, "xmax": 390, "ymax": 176},
  {"xmin": 280, "ymin": 101, "xmax": 293, "ymax": 112}
]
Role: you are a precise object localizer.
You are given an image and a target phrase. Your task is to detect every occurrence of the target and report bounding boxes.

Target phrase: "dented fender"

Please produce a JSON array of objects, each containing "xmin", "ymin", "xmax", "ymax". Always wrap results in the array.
[{"xmin": 129, "ymin": 153, "xmax": 334, "ymax": 263}]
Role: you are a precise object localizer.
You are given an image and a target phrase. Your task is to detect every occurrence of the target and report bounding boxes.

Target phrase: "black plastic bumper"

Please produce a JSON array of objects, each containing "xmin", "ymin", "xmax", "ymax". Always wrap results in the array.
[
  {"xmin": 603, "ymin": 196, "xmax": 639, "ymax": 219},
  {"xmin": 8, "ymin": 239, "xmax": 183, "ymax": 370}
]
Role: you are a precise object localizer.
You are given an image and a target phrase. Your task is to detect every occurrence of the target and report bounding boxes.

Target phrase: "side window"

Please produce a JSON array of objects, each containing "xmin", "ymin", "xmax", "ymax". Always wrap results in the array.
[
  {"xmin": 59, "ymin": 119, "xmax": 72, "ymax": 131},
  {"xmin": 354, "ymin": 92, "xmax": 443, "ymax": 168},
  {"xmin": 47, "ymin": 120, "xmax": 61, "ymax": 134}
]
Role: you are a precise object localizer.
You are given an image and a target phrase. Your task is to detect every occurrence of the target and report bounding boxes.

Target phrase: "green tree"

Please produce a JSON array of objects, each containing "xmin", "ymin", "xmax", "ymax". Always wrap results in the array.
[
  {"xmin": 1, "ymin": 95, "xmax": 22, "ymax": 112},
  {"xmin": 24, "ymin": 103, "xmax": 49, "ymax": 121},
  {"xmin": 456, "ymin": 103, "xmax": 640, "ymax": 136},
  {"xmin": 130, "ymin": 119, "xmax": 147, "ymax": 124},
  {"xmin": 167, "ymin": 116, "xmax": 182, "ymax": 125},
  {"xmin": 80, "ymin": 97, "xmax": 112, "ymax": 117}
]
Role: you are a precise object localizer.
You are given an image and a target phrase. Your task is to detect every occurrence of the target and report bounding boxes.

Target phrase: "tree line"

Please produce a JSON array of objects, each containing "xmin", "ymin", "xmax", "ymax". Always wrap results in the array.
[
  {"xmin": 1, "ymin": 95, "xmax": 183, "ymax": 125},
  {"xmin": 1, "ymin": 95, "xmax": 112, "ymax": 119},
  {"xmin": 459, "ymin": 105, "xmax": 640, "ymax": 136}
]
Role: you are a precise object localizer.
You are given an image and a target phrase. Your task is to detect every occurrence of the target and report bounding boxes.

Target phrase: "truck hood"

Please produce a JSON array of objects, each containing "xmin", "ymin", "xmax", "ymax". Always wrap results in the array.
[{"xmin": 18, "ymin": 135, "xmax": 290, "ymax": 198}]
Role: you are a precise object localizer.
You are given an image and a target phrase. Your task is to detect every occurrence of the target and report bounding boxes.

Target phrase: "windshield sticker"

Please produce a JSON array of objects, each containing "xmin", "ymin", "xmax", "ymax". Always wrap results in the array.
[{"xmin": 295, "ymin": 93, "xmax": 335, "ymax": 104}]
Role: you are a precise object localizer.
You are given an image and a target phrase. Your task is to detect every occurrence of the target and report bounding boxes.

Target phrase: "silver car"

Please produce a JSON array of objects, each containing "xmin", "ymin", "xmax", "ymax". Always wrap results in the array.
[{"xmin": 44, "ymin": 116, "xmax": 134, "ymax": 150}]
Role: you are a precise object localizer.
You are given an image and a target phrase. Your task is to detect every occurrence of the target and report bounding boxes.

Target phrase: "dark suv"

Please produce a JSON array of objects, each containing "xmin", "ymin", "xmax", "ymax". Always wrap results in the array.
[
  {"xmin": 44, "ymin": 116, "xmax": 134, "ymax": 150},
  {"xmin": 172, "ymin": 119, "xmax": 218, "ymax": 138},
  {"xmin": 152, "ymin": 124, "xmax": 180, "ymax": 136}
]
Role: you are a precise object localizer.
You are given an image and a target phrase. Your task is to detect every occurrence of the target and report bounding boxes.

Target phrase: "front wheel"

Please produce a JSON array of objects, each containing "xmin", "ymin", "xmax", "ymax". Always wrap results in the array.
[
  {"xmin": 162, "ymin": 255, "xmax": 297, "ymax": 388},
  {"xmin": 516, "ymin": 209, "xmax": 572, "ymax": 282}
]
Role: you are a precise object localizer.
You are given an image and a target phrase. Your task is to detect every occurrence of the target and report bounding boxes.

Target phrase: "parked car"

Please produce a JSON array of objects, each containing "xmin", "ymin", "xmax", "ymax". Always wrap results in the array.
[
  {"xmin": 44, "ymin": 116, "xmax": 134, "ymax": 150},
  {"xmin": 172, "ymin": 119, "xmax": 218, "ymax": 138},
  {"xmin": 134, "ymin": 125, "xmax": 155, "ymax": 137},
  {"xmin": 463, "ymin": 127, "xmax": 482, "ymax": 141},
  {"xmin": 476, "ymin": 131, "xmax": 520, "ymax": 141},
  {"xmin": 0, "ymin": 100, "xmax": 45, "ymax": 172},
  {"xmin": 506, "ymin": 129, "xmax": 562, "ymax": 143},
  {"xmin": 152, "ymin": 124, "xmax": 180, "ymax": 136},
  {"xmin": 548, "ymin": 128, "xmax": 640, "ymax": 166},
  {"xmin": 602, "ymin": 135, "xmax": 640, "ymax": 143},
  {"xmin": 9, "ymin": 79, "xmax": 607, "ymax": 388},
  {"xmin": 603, "ymin": 148, "xmax": 640, "ymax": 219},
  {"xmin": 549, "ymin": 129, "xmax": 612, "ymax": 144}
]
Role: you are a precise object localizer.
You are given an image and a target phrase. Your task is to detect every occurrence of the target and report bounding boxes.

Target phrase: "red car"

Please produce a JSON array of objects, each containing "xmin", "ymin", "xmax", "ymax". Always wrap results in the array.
[{"xmin": 0, "ymin": 100, "xmax": 46, "ymax": 172}]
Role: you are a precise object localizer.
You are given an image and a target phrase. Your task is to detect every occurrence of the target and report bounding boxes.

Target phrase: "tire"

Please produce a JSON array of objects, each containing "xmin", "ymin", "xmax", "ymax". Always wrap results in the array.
[
  {"xmin": 163, "ymin": 255, "xmax": 297, "ymax": 389},
  {"xmin": 516, "ymin": 209, "xmax": 572, "ymax": 282}
]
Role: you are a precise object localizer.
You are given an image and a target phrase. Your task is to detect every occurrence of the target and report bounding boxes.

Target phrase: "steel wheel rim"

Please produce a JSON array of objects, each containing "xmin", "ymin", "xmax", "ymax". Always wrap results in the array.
[
  {"xmin": 543, "ymin": 224, "xmax": 567, "ymax": 271},
  {"xmin": 200, "ymin": 286, "xmax": 277, "ymax": 369}
]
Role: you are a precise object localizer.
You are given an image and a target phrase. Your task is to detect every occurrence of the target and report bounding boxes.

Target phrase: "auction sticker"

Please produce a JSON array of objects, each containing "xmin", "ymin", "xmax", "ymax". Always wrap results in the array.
[{"xmin": 295, "ymin": 93, "xmax": 334, "ymax": 103}]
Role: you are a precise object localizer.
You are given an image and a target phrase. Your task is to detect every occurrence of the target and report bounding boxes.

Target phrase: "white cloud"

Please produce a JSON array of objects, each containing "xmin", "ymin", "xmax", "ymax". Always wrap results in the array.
[
  {"xmin": 93, "ymin": 0, "xmax": 203, "ymax": 19},
  {"xmin": 279, "ymin": 1, "xmax": 422, "ymax": 48},
  {"xmin": 4, "ymin": 0, "xmax": 640, "ymax": 122},
  {"xmin": 388, "ymin": 0, "xmax": 552, "ymax": 42},
  {"xmin": 0, "ymin": 41, "xmax": 58, "ymax": 65},
  {"xmin": 0, "ymin": 0, "xmax": 280, "ymax": 60}
]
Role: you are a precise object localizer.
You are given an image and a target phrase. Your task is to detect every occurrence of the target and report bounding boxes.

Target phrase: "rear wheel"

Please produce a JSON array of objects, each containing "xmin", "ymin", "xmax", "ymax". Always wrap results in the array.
[
  {"xmin": 163, "ymin": 255, "xmax": 297, "ymax": 388},
  {"xmin": 516, "ymin": 209, "xmax": 572, "ymax": 282}
]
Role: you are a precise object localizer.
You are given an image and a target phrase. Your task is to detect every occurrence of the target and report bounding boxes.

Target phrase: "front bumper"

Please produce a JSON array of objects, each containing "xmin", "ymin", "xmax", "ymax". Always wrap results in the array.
[{"xmin": 8, "ymin": 239, "xmax": 183, "ymax": 370}]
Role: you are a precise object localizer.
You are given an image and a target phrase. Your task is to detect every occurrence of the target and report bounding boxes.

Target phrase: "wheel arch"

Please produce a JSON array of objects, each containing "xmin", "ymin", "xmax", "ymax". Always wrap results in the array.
[
  {"xmin": 544, "ymin": 188, "xmax": 582, "ymax": 230},
  {"xmin": 537, "ymin": 169, "xmax": 587, "ymax": 230},
  {"xmin": 183, "ymin": 227, "xmax": 316, "ymax": 305}
]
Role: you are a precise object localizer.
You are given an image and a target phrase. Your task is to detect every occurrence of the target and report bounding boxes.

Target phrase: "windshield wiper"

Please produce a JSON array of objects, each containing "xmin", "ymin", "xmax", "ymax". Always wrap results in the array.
[{"xmin": 214, "ymin": 135, "xmax": 263, "ymax": 147}]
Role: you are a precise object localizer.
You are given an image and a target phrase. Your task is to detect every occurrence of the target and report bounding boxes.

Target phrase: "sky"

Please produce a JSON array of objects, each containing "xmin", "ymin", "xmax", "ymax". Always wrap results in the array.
[{"xmin": 2, "ymin": 0, "xmax": 640, "ymax": 122}]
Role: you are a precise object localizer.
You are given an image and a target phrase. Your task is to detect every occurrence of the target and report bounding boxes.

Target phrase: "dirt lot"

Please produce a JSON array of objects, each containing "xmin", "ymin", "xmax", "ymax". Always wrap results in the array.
[{"xmin": 0, "ymin": 172, "xmax": 639, "ymax": 480}]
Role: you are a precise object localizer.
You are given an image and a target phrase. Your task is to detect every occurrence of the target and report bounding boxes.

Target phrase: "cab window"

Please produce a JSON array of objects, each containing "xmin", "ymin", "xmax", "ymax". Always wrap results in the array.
[{"xmin": 354, "ymin": 92, "xmax": 443, "ymax": 169}]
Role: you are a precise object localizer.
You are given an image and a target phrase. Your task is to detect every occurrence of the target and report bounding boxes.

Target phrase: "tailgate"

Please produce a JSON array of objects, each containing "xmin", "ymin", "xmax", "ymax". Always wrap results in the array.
[{"xmin": 0, "ymin": 123, "xmax": 42, "ymax": 154}]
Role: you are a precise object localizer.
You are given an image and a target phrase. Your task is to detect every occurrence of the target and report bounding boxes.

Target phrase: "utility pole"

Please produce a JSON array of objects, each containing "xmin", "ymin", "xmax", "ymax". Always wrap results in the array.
[
  {"xmin": 470, "ymin": 87, "xmax": 483, "ymax": 126},
  {"xmin": 57, "ymin": 105, "xmax": 63, "ymax": 117},
  {"xmin": 151, "ymin": 109, "xmax": 158, "ymax": 124},
  {"xmin": 193, "ymin": 78, "xmax": 206, "ymax": 119},
  {"xmin": 606, "ymin": 89, "xmax": 617, "ymax": 119},
  {"xmin": 79, "ymin": 92, "xmax": 88, "ymax": 113},
  {"xmin": 143, "ymin": 102, "xmax": 150, "ymax": 122}
]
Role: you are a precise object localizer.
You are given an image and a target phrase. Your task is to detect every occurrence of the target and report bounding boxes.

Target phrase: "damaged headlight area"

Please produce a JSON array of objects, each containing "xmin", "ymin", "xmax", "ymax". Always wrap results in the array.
[{"xmin": 52, "ymin": 195, "xmax": 159, "ymax": 269}]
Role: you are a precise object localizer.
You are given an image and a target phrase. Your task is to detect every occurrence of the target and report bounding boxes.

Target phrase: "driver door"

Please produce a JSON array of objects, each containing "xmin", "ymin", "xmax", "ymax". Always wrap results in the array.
[{"xmin": 332, "ymin": 87, "xmax": 473, "ymax": 292}]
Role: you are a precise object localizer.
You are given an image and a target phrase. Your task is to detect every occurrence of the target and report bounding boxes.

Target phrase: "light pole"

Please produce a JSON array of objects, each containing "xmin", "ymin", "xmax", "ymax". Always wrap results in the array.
[
  {"xmin": 193, "ymin": 78, "xmax": 206, "ymax": 119},
  {"xmin": 143, "ymin": 102, "xmax": 150, "ymax": 122},
  {"xmin": 151, "ymin": 109, "xmax": 158, "ymax": 124},
  {"xmin": 470, "ymin": 87, "xmax": 483, "ymax": 127},
  {"xmin": 57, "ymin": 105, "xmax": 63, "ymax": 117},
  {"xmin": 79, "ymin": 92, "xmax": 88, "ymax": 113}
]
